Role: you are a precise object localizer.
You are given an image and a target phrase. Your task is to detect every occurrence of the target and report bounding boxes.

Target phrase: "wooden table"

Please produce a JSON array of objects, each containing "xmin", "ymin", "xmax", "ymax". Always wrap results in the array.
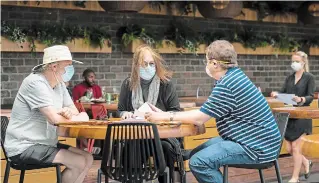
[
  {"xmin": 272, "ymin": 106, "xmax": 319, "ymax": 119},
  {"xmin": 57, "ymin": 118, "xmax": 205, "ymax": 140},
  {"xmin": 81, "ymin": 102, "xmax": 118, "ymax": 111}
]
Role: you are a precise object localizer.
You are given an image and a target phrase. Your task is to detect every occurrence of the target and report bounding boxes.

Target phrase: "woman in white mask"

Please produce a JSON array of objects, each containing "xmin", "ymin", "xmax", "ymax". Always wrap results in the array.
[
  {"xmin": 118, "ymin": 44, "xmax": 185, "ymax": 183},
  {"xmin": 271, "ymin": 51, "xmax": 315, "ymax": 183}
]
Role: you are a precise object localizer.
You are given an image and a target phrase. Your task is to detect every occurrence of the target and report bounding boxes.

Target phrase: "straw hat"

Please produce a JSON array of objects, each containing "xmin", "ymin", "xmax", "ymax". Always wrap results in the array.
[{"xmin": 32, "ymin": 45, "xmax": 83, "ymax": 71}]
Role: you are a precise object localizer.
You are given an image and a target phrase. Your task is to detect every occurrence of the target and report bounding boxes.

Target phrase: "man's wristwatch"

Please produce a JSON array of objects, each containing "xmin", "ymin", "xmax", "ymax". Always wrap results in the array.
[{"xmin": 169, "ymin": 111, "xmax": 176, "ymax": 122}]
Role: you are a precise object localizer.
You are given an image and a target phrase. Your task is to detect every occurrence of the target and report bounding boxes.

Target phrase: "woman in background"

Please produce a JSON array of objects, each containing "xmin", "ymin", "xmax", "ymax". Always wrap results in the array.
[{"xmin": 271, "ymin": 51, "xmax": 315, "ymax": 183}]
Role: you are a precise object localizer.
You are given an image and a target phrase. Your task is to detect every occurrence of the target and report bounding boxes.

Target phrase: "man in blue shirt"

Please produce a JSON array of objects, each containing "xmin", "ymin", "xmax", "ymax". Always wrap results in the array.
[{"xmin": 145, "ymin": 40, "xmax": 281, "ymax": 183}]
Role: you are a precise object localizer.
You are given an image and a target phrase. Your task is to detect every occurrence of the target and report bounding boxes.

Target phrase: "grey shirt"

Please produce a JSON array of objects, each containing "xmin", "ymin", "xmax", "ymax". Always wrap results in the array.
[{"xmin": 4, "ymin": 73, "xmax": 73, "ymax": 157}]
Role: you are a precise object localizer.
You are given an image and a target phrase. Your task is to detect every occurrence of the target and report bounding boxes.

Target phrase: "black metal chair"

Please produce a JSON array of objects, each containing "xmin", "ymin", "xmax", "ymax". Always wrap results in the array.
[
  {"xmin": 1, "ymin": 116, "xmax": 62, "ymax": 183},
  {"xmin": 223, "ymin": 112, "xmax": 290, "ymax": 183},
  {"xmin": 97, "ymin": 121, "xmax": 167, "ymax": 183}
]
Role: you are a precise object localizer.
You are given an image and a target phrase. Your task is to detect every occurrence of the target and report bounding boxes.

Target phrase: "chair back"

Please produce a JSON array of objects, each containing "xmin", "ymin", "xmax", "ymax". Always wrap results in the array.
[
  {"xmin": 273, "ymin": 112, "xmax": 289, "ymax": 158},
  {"xmin": 91, "ymin": 104, "xmax": 108, "ymax": 119},
  {"xmin": 100, "ymin": 121, "xmax": 166, "ymax": 182},
  {"xmin": 74, "ymin": 102, "xmax": 85, "ymax": 112},
  {"xmin": 1, "ymin": 116, "xmax": 10, "ymax": 161}
]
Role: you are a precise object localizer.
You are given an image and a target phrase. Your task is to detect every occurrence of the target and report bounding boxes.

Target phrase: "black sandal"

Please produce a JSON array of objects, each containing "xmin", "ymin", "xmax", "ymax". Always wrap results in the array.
[{"xmin": 304, "ymin": 160, "xmax": 313, "ymax": 179}]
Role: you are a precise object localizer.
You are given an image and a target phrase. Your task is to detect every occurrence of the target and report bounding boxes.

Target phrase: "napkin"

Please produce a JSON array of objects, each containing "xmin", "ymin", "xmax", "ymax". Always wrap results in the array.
[{"xmin": 133, "ymin": 102, "xmax": 153, "ymax": 119}]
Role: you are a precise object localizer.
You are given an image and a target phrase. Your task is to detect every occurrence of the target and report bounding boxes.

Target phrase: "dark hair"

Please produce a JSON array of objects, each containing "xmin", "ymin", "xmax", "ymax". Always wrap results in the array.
[{"xmin": 82, "ymin": 68, "xmax": 95, "ymax": 78}]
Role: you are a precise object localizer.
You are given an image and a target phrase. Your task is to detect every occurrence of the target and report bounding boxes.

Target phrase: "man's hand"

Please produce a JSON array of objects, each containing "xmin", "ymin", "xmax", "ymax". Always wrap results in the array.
[
  {"xmin": 71, "ymin": 112, "xmax": 89, "ymax": 121},
  {"xmin": 58, "ymin": 107, "xmax": 73, "ymax": 120},
  {"xmin": 144, "ymin": 111, "xmax": 169, "ymax": 122}
]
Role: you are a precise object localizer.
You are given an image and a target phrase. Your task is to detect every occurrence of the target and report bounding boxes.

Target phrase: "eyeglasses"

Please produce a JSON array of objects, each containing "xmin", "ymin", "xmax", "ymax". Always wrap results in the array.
[
  {"xmin": 202, "ymin": 59, "xmax": 230, "ymax": 66},
  {"xmin": 142, "ymin": 61, "xmax": 155, "ymax": 67}
]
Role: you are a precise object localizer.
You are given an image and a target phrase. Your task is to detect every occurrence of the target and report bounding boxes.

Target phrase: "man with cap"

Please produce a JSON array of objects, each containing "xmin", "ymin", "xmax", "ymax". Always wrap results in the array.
[
  {"xmin": 145, "ymin": 40, "xmax": 281, "ymax": 183},
  {"xmin": 4, "ymin": 45, "xmax": 93, "ymax": 183}
]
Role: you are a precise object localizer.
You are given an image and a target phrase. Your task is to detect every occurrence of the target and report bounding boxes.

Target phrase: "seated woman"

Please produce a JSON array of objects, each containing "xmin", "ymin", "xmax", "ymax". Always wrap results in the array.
[{"xmin": 118, "ymin": 44, "xmax": 184, "ymax": 183}]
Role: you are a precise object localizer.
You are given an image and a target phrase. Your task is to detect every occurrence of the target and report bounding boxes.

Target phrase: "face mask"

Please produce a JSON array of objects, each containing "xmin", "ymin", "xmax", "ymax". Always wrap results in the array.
[
  {"xmin": 61, "ymin": 65, "xmax": 75, "ymax": 82},
  {"xmin": 140, "ymin": 65, "xmax": 156, "ymax": 80},
  {"xmin": 291, "ymin": 62, "xmax": 303, "ymax": 72},
  {"xmin": 206, "ymin": 66, "xmax": 213, "ymax": 78}
]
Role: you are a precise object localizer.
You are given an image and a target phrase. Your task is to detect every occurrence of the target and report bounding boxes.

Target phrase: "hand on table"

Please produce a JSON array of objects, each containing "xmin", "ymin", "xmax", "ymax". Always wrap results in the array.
[
  {"xmin": 71, "ymin": 112, "xmax": 89, "ymax": 121},
  {"xmin": 144, "ymin": 111, "xmax": 167, "ymax": 122},
  {"xmin": 270, "ymin": 91, "xmax": 278, "ymax": 98},
  {"xmin": 58, "ymin": 107, "xmax": 73, "ymax": 119},
  {"xmin": 292, "ymin": 96, "xmax": 302, "ymax": 103},
  {"xmin": 121, "ymin": 111, "xmax": 134, "ymax": 120}
]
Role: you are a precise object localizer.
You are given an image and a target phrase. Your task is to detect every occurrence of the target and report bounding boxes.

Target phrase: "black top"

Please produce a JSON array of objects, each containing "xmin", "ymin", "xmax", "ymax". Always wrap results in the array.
[
  {"xmin": 280, "ymin": 72, "xmax": 315, "ymax": 106},
  {"xmin": 280, "ymin": 72, "xmax": 316, "ymax": 141},
  {"xmin": 118, "ymin": 77, "xmax": 181, "ymax": 115}
]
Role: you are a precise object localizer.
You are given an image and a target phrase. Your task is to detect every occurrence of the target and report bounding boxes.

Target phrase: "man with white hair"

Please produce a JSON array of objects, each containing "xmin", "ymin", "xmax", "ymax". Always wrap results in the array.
[
  {"xmin": 145, "ymin": 40, "xmax": 281, "ymax": 183},
  {"xmin": 4, "ymin": 45, "xmax": 93, "ymax": 183}
]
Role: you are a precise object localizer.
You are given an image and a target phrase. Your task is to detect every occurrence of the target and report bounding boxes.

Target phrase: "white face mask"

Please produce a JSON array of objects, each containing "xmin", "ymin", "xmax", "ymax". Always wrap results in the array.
[
  {"xmin": 206, "ymin": 66, "xmax": 213, "ymax": 78},
  {"xmin": 140, "ymin": 65, "xmax": 156, "ymax": 80},
  {"xmin": 291, "ymin": 62, "xmax": 303, "ymax": 72}
]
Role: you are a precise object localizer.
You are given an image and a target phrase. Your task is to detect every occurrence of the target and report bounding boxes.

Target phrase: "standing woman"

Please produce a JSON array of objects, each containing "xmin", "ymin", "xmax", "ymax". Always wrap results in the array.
[
  {"xmin": 118, "ymin": 44, "xmax": 183, "ymax": 183},
  {"xmin": 271, "ymin": 51, "xmax": 315, "ymax": 183}
]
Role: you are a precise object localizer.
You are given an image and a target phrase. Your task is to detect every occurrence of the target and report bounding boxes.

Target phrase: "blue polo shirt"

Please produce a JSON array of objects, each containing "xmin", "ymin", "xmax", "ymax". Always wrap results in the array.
[{"xmin": 200, "ymin": 67, "xmax": 281, "ymax": 163}]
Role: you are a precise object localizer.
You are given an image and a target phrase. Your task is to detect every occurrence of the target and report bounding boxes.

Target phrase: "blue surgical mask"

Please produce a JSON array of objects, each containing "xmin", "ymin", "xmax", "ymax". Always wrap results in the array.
[
  {"xmin": 62, "ymin": 65, "xmax": 75, "ymax": 82},
  {"xmin": 140, "ymin": 65, "xmax": 156, "ymax": 80}
]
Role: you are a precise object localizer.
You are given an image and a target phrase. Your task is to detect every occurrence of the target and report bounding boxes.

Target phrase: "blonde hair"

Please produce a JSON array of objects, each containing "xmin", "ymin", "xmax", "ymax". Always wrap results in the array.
[
  {"xmin": 129, "ymin": 44, "xmax": 172, "ymax": 90},
  {"xmin": 293, "ymin": 51, "xmax": 309, "ymax": 72}
]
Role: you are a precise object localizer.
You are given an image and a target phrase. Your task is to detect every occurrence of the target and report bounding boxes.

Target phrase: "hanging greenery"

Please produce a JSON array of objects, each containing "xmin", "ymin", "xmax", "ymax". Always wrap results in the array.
[
  {"xmin": 1, "ymin": 21, "xmax": 111, "ymax": 52},
  {"xmin": 116, "ymin": 21, "xmax": 319, "ymax": 54}
]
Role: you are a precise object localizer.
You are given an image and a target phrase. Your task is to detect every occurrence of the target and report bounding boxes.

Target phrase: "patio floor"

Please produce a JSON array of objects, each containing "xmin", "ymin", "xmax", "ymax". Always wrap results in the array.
[{"xmin": 84, "ymin": 156, "xmax": 318, "ymax": 183}]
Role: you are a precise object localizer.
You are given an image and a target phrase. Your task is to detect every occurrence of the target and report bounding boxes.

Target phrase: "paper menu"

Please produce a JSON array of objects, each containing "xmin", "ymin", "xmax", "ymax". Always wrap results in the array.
[
  {"xmin": 276, "ymin": 93, "xmax": 297, "ymax": 105},
  {"xmin": 133, "ymin": 102, "xmax": 153, "ymax": 119}
]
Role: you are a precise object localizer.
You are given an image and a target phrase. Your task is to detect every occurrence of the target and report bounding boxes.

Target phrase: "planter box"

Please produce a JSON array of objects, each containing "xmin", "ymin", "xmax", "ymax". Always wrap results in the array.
[
  {"xmin": 232, "ymin": 42, "xmax": 292, "ymax": 55},
  {"xmin": 263, "ymin": 13, "xmax": 298, "ymax": 23},
  {"xmin": 0, "ymin": 37, "xmax": 112, "ymax": 53},
  {"xmin": 123, "ymin": 39, "xmax": 206, "ymax": 54},
  {"xmin": 310, "ymin": 47, "xmax": 319, "ymax": 56},
  {"xmin": 124, "ymin": 39, "xmax": 291, "ymax": 55}
]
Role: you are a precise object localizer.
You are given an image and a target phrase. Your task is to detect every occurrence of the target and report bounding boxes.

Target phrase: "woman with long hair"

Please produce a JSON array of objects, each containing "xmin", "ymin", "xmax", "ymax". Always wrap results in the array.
[
  {"xmin": 118, "ymin": 44, "xmax": 184, "ymax": 183},
  {"xmin": 271, "ymin": 51, "xmax": 315, "ymax": 183}
]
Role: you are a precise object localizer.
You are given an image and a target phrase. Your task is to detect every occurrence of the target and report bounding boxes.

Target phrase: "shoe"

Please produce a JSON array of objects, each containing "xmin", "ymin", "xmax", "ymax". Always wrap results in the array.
[
  {"xmin": 288, "ymin": 180, "xmax": 299, "ymax": 183},
  {"xmin": 304, "ymin": 160, "xmax": 313, "ymax": 179}
]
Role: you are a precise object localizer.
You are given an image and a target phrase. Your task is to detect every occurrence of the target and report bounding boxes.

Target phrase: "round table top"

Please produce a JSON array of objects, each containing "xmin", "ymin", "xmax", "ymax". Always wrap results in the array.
[
  {"xmin": 57, "ymin": 119, "xmax": 205, "ymax": 139},
  {"xmin": 272, "ymin": 107, "xmax": 319, "ymax": 119},
  {"xmin": 301, "ymin": 134, "xmax": 319, "ymax": 158}
]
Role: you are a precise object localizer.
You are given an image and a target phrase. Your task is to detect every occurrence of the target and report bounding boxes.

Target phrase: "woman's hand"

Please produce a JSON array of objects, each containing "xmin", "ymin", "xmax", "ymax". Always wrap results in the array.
[
  {"xmin": 121, "ymin": 111, "xmax": 134, "ymax": 120},
  {"xmin": 292, "ymin": 96, "xmax": 302, "ymax": 103},
  {"xmin": 144, "ymin": 111, "xmax": 168, "ymax": 122},
  {"xmin": 270, "ymin": 91, "xmax": 278, "ymax": 98}
]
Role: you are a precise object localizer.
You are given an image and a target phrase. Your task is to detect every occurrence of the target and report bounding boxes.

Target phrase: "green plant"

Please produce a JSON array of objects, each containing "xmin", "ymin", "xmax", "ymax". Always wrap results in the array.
[
  {"xmin": 271, "ymin": 34, "xmax": 300, "ymax": 52},
  {"xmin": 1, "ymin": 21, "xmax": 111, "ymax": 52},
  {"xmin": 232, "ymin": 26, "xmax": 270, "ymax": 50}
]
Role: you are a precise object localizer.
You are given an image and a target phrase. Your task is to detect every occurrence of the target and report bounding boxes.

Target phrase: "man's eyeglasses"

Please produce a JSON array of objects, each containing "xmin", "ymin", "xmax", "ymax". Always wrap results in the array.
[{"xmin": 202, "ymin": 59, "xmax": 230, "ymax": 66}]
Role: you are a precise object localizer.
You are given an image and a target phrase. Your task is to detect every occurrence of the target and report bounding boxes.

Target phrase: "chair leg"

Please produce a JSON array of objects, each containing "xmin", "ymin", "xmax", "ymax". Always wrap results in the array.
[
  {"xmin": 56, "ymin": 165, "xmax": 62, "ymax": 183},
  {"xmin": 274, "ymin": 160, "xmax": 283, "ymax": 183},
  {"xmin": 223, "ymin": 165, "xmax": 228, "ymax": 183},
  {"xmin": 19, "ymin": 170, "xmax": 25, "ymax": 183},
  {"xmin": 97, "ymin": 169, "xmax": 102, "ymax": 183},
  {"xmin": 162, "ymin": 171, "xmax": 168, "ymax": 183},
  {"xmin": 258, "ymin": 169, "xmax": 265, "ymax": 183},
  {"xmin": 3, "ymin": 163, "xmax": 10, "ymax": 183}
]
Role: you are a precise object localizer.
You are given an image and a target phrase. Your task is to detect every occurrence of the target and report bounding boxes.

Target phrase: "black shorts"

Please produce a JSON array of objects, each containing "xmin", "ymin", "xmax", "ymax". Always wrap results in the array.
[{"xmin": 9, "ymin": 143, "xmax": 71, "ymax": 165}]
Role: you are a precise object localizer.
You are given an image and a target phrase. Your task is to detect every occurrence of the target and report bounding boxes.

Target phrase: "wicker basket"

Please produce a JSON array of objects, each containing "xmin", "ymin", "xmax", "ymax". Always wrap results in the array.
[
  {"xmin": 197, "ymin": 1, "xmax": 243, "ymax": 19},
  {"xmin": 298, "ymin": 2, "xmax": 319, "ymax": 24},
  {"xmin": 98, "ymin": 1, "xmax": 147, "ymax": 12}
]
